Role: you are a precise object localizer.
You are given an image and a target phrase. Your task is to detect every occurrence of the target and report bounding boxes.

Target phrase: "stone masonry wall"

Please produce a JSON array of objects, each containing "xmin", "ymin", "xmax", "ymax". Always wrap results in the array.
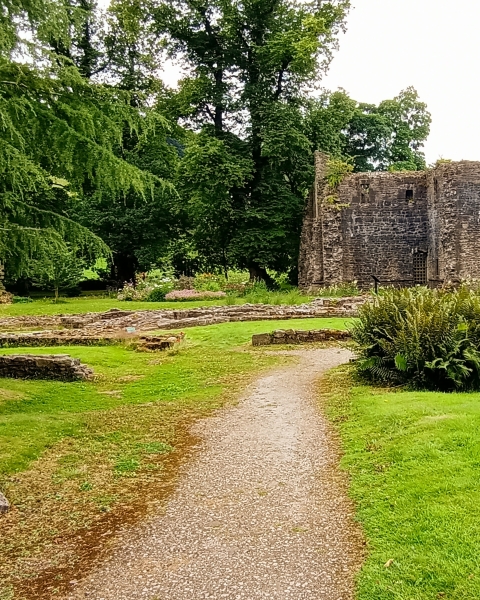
[
  {"xmin": 336, "ymin": 171, "xmax": 429, "ymax": 287},
  {"xmin": 298, "ymin": 152, "xmax": 328, "ymax": 287},
  {"xmin": 300, "ymin": 155, "xmax": 480, "ymax": 290},
  {"xmin": 428, "ymin": 161, "xmax": 480, "ymax": 282},
  {"xmin": 252, "ymin": 329, "xmax": 350, "ymax": 346},
  {"xmin": 0, "ymin": 354, "xmax": 94, "ymax": 380}
]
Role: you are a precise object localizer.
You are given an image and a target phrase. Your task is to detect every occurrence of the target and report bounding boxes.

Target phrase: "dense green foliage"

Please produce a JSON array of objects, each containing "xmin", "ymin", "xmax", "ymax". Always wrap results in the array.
[
  {"xmin": 0, "ymin": 0, "xmax": 176, "ymax": 280},
  {"xmin": 30, "ymin": 246, "xmax": 85, "ymax": 300},
  {"xmin": 305, "ymin": 86, "xmax": 431, "ymax": 172},
  {"xmin": 352, "ymin": 287, "xmax": 480, "ymax": 391},
  {"xmin": 1, "ymin": 0, "xmax": 431, "ymax": 286},
  {"xmin": 154, "ymin": 0, "xmax": 350, "ymax": 279},
  {"xmin": 324, "ymin": 367, "xmax": 480, "ymax": 600}
]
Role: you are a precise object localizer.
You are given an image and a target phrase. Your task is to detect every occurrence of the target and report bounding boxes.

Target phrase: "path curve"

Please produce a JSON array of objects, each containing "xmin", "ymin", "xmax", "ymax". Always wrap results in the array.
[{"xmin": 66, "ymin": 348, "xmax": 363, "ymax": 600}]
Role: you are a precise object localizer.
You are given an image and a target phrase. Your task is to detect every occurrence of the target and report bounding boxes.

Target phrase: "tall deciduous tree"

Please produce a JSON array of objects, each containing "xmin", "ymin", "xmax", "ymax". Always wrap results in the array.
[
  {"xmin": 306, "ymin": 86, "xmax": 431, "ymax": 172},
  {"xmin": 154, "ymin": 0, "xmax": 349, "ymax": 281}
]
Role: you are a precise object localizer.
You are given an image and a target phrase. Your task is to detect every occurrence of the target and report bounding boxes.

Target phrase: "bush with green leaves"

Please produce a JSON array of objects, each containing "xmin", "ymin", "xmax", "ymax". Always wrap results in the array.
[
  {"xmin": 145, "ymin": 288, "xmax": 167, "ymax": 302},
  {"xmin": 193, "ymin": 271, "xmax": 250, "ymax": 293},
  {"xmin": 352, "ymin": 287, "xmax": 480, "ymax": 391},
  {"xmin": 13, "ymin": 296, "xmax": 33, "ymax": 304},
  {"xmin": 30, "ymin": 247, "xmax": 85, "ymax": 302}
]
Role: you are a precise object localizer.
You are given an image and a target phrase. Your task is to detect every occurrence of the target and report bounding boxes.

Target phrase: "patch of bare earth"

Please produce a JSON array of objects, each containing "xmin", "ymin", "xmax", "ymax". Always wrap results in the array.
[{"xmin": 61, "ymin": 349, "xmax": 364, "ymax": 600}]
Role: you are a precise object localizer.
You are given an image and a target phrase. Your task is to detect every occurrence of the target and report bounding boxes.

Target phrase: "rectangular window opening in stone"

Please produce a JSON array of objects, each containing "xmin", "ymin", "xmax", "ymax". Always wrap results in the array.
[
  {"xmin": 413, "ymin": 252, "xmax": 427, "ymax": 285},
  {"xmin": 406, "ymin": 189, "xmax": 414, "ymax": 200}
]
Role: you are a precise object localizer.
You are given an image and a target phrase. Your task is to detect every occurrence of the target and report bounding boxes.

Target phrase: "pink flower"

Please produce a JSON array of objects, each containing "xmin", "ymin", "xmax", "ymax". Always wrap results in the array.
[{"xmin": 165, "ymin": 290, "xmax": 227, "ymax": 301}]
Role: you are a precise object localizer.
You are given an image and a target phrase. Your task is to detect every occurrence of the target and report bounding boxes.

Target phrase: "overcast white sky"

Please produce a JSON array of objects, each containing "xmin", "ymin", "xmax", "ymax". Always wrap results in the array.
[
  {"xmin": 321, "ymin": 0, "xmax": 480, "ymax": 164},
  {"xmin": 155, "ymin": 0, "xmax": 480, "ymax": 164}
]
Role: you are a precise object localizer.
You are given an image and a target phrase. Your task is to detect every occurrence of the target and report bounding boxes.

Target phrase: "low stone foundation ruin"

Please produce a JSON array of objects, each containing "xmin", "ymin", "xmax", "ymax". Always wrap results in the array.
[
  {"xmin": 252, "ymin": 329, "xmax": 351, "ymax": 346},
  {"xmin": 0, "ymin": 354, "xmax": 94, "ymax": 381},
  {"xmin": 0, "ymin": 297, "xmax": 365, "ymax": 336},
  {"xmin": 0, "ymin": 332, "xmax": 183, "ymax": 350}
]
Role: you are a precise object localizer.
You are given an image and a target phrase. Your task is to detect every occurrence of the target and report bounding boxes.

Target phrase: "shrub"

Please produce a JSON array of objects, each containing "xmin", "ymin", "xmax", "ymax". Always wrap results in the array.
[
  {"xmin": 117, "ymin": 269, "xmax": 175, "ymax": 302},
  {"xmin": 145, "ymin": 288, "xmax": 167, "ymax": 302},
  {"xmin": 193, "ymin": 271, "xmax": 250, "ymax": 293},
  {"xmin": 352, "ymin": 286, "xmax": 480, "ymax": 391},
  {"xmin": 117, "ymin": 282, "xmax": 145, "ymax": 301},
  {"xmin": 174, "ymin": 275, "xmax": 195, "ymax": 290},
  {"xmin": 12, "ymin": 296, "xmax": 32, "ymax": 304},
  {"xmin": 194, "ymin": 274, "xmax": 223, "ymax": 292},
  {"xmin": 241, "ymin": 283, "xmax": 311, "ymax": 306},
  {"xmin": 165, "ymin": 290, "xmax": 227, "ymax": 301},
  {"xmin": 314, "ymin": 282, "xmax": 360, "ymax": 298}
]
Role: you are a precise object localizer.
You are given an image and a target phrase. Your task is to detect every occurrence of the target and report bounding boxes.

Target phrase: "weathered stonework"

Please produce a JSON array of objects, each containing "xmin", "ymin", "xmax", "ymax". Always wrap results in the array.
[
  {"xmin": 0, "ymin": 354, "xmax": 94, "ymax": 381},
  {"xmin": 252, "ymin": 329, "xmax": 351, "ymax": 346},
  {"xmin": 0, "ymin": 491, "xmax": 9, "ymax": 514},
  {"xmin": 0, "ymin": 331, "xmax": 183, "ymax": 351},
  {"xmin": 0, "ymin": 299, "xmax": 366, "ymax": 336},
  {"xmin": 299, "ymin": 154, "xmax": 480, "ymax": 290}
]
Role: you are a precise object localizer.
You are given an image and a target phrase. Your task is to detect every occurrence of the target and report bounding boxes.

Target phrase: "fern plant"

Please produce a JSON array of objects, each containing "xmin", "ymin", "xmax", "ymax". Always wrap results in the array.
[{"xmin": 352, "ymin": 287, "xmax": 480, "ymax": 391}]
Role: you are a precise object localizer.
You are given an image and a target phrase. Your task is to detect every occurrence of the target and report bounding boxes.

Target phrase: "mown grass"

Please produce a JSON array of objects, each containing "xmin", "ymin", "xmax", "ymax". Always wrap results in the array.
[
  {"xmin": 0, "ymin": 297, "xmax": 228, "ymax": 317},
  {"xmin": 322, "ymin": 366, "xmax": 480, "ymax": 600},
  {"xmin": 0, "ymin": 317, "xmax": 350, "ymax": 599}
]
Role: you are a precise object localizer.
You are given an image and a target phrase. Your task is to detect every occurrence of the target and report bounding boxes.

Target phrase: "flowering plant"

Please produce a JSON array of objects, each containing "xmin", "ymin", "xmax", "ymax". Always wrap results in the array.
[{"xmin": 165, "ymin": 289, "xmax": 227, "ymax": 301}]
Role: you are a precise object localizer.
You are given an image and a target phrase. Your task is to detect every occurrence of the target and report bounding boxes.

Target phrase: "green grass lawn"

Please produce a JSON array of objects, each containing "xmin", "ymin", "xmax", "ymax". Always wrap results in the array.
[
  {"xmin": 0, "ymin": 317, "xmax": 350, "ymax": 475},
  {"xmin": 323, "ymin": 367, "xmax": 480, "ymax": 600},
  {"xmin": 0, "ymin": 317, "xmax": 350, "ymax": 598},
  {"xmin": 0, "ymin": 297, "xmax": 229, "ymax": 316}
]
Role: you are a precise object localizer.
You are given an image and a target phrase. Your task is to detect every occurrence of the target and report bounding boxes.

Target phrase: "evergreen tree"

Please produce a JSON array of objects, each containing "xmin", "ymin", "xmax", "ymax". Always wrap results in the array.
[{"xmin": 0, "ymin": 0, "xmax": 176, "ymax": 278}]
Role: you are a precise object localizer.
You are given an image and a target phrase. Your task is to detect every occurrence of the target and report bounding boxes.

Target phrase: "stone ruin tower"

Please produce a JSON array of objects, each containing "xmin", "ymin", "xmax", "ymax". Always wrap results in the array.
[{"xmin": 299, "ymin": 152, "xmax": 480, "ymax": 291}]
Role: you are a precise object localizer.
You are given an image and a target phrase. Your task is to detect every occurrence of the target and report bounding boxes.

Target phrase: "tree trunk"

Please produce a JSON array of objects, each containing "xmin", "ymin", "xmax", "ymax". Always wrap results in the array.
[
  {"xmin": 214, "ymin": 69, "xmax": 224, "ymax": 134},
  {"xmin": 248, "ymin": 262, "xmax": 277, "ymax": 289},
  {"xmin": 114, "ymin": 253, "xmax": 138, "ymax": 285}
]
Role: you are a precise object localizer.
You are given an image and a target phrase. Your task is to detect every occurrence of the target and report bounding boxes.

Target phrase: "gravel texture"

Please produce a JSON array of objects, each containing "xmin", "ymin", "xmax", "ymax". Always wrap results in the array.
[{"xmin": 65, "ymin": 348, "xmax": 363, "ymax": 600}]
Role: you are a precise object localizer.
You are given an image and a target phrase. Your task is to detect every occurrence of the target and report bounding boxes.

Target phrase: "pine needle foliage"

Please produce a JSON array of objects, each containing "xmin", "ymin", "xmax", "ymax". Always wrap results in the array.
[
  {"xmin": 0, "ymin": 0, "xmax": 176, "ymax": 276},
  {"xmin": 352, "ymin": 287, "xmax": 480, "ymax": 391}
]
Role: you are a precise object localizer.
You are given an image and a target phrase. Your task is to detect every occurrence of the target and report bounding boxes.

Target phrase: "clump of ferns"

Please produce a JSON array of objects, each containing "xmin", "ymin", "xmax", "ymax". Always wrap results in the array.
[{"xmin": 351, "ymin": 286, "xmax": 480, "ymax": 391}]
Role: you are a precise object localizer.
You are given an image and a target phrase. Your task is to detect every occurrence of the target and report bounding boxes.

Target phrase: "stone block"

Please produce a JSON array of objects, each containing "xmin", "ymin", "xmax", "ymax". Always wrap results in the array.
[
  {"xmin": 0, "ymin": 354, "xmax": 94, "ymax": 381},
  {"xmin": 0, "ymin": 491, "xmax": 9, "ymax": 514},
  {"xmin": 252, "ymin": 329, "xmax": 351, "ymax": 346},
  {"xmin": 252, "ymin": 334, "xmax": 272, "ymax": 347}
]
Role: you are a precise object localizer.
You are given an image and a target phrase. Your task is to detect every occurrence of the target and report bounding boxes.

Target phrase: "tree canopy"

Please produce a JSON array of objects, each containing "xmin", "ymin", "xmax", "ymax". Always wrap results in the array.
[
  {"xmin": 0, "ymin": 0, "xmax": 175, "ymax": 278},
  {"xmin": 305, "ymin": 86, "xmax": 432, "ymax": 172},
  {"xmin": 1, "ymin": 0, "xmax": 432, "ymax": 286}
]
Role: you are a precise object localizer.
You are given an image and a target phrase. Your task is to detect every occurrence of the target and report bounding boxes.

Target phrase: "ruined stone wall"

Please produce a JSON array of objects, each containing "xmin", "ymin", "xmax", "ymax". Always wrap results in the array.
[
  {"xmin": 252, "ymin": 329, "xmax": 350, "ymax": 346},
  {"xmin": 334, "ymin": 171, "xmax": 429, "ymax": 288},
  {"xmin": 0, "ymin": 354, "xmax": 93, "ymax": 380},
  {"xmin": 300, "ymin": 156, "xmax": 480, "ymax": 290},
  {"xmin": 298, "ymin": 153, "xmax": 328, "ymax": 288},
  {"xmin": 428, "ymin": 162, "xmax": 480, "ymax": 283}
]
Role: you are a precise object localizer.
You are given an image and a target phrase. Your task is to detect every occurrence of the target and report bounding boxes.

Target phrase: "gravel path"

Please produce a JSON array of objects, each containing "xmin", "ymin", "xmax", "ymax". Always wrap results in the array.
[{"xmin": 66, "ymin": 348, "xmax": 363, "ymax": 600}]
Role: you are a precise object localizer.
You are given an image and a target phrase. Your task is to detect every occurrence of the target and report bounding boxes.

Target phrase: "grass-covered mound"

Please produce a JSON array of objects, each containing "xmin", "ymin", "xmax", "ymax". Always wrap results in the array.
[{"xmin": 352, "ymin": 287, "xmax": 480, "ymax": 391}]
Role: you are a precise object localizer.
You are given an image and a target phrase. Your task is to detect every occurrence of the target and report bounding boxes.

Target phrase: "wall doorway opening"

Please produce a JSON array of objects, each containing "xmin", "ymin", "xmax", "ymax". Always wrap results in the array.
[{"xmin": 413, "ymin": 252, "xmax": 427, "ymax": 285}]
